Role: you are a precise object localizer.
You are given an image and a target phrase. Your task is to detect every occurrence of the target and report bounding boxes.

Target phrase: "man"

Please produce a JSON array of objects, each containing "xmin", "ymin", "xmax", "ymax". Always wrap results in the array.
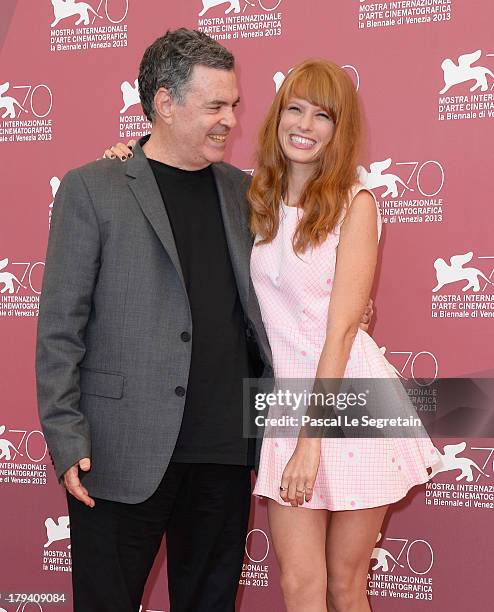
[
  {"xmin": 37, "ymin": 29, "xmax": 271, "ymax": 612},
  {"xmin": 37, "ymin": 27, "xmax": 372, "ymax": 612}
]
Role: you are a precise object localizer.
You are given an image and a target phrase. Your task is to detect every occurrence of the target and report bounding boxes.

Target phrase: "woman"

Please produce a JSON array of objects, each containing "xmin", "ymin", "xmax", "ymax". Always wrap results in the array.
[
  {"xmin": 104, "ymin": 58, "xmax": 439, "ymax": 611},
  {"xmin": 247, "ymin": 59, "xmax": 439, "ymax": 612}
]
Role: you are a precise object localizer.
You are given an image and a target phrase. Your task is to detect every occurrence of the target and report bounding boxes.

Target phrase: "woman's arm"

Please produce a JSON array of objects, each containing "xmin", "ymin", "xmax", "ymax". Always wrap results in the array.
[
  {"xmin": 316, "ymin": 189, "xmax": 378, "ymax": 380},
  {"xmin": 279, "ymin": 190, "xmax": 379, "ymax": 506}
]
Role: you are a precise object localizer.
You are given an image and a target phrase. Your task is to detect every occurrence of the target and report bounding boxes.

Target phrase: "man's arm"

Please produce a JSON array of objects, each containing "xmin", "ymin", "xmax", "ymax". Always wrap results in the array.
[
  {"xmin": 36, "ymin": 168, "xmax": 101, "ymax": 498},
  {"xmin": 360, "ymin": 297, "xmax": 374, "ymax": 331}
]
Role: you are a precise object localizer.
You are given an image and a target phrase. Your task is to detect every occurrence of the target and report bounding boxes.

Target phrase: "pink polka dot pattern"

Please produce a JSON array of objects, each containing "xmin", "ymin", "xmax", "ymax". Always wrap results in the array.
[{"xmin": 251, "ymin": 184, "xmax": 441, "ymax": 511}]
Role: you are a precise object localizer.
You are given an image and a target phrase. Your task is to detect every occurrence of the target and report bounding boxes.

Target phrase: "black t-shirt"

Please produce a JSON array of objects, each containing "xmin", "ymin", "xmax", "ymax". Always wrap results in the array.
[{"xmin": 149, "ymin": 158, "xmax": 255, "ymax": 466}]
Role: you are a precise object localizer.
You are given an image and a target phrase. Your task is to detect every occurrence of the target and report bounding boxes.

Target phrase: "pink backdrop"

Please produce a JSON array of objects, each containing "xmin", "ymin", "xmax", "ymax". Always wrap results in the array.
[{"xmin": 1, "ymin": 0, "xmax": 493, "ymax": 610}]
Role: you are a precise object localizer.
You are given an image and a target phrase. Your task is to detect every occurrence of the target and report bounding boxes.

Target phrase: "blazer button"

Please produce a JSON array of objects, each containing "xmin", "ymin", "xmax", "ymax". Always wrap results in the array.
[
  {"xmin": 175, "ymin": 386, "xmax": 186, "ymax": 397},
  {"xmin": 180, "ymin": 331, "xmax": 191, "ymax": 342}
]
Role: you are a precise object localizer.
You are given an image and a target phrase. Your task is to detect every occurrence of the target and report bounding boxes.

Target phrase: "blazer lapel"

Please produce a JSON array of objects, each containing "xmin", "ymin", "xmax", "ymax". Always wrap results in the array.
[
  {"xmin": 212, "ymin": 164, "xmax": 251, "ymax": 314},
  {"xmin": 126, "ymin": 143, "xmax": 187, "ymax": 294},
  {"xmin": 213, "ymin": 165, "xmax": 273, "ymax": 368}
]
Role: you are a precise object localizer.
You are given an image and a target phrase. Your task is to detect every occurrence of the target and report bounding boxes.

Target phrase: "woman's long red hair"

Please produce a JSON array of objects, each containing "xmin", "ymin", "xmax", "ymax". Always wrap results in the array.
[{"xmin": 248, "ymin": 58, "xmax": 363, "ymax": 253}]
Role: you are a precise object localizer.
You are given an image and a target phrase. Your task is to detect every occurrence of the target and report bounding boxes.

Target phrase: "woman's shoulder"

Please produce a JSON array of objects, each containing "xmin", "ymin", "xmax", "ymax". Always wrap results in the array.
[
  {"xmin": 340, "ymin": 182, "xmax": 382, "ymax": 240},
  {"xmin": 349, "ymin": 181, "xmax": 378, "ymax": 206}
]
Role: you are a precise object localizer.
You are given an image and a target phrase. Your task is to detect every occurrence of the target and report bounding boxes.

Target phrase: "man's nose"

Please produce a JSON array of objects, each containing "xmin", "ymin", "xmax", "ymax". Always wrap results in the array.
[{"xmin": 221, "ymin": 106, "xmax": 237, "ymax": 129}]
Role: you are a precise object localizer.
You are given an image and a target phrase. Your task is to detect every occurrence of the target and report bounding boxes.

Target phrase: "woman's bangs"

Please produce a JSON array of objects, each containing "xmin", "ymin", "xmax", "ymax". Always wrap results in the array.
[{"xmin": 284, "ymin": 67, "xmax": 338, "ymax": 122}]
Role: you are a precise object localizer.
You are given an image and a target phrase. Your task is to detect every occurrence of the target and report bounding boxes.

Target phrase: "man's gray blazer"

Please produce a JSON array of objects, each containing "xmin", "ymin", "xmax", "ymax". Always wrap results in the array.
[{"xmin": 36, "ymin": 140, "xmax": 272, "ymax": 504}]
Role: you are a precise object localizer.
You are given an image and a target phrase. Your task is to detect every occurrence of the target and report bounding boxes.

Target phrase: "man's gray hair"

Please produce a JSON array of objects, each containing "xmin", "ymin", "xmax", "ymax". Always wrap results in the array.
[{"xmin": 138, "ymin": 28, "xmax": 235, "ymax": 122}]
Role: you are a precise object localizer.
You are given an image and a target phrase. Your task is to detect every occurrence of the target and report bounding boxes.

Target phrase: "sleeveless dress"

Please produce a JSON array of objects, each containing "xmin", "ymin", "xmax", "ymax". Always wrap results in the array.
[{"xmin": 251, "ymin": 184, "xmax": 440, "ymax": 510}]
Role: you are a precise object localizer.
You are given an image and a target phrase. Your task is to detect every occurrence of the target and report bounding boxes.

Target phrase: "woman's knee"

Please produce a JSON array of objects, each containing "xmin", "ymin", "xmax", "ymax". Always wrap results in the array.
[
  {"xmin": 279, "ymin": 567, "xmax": 327, "ymax": 603},
  {"xmin": 327, "ymin": 568, "xmax": 365, "ymax": 610}
]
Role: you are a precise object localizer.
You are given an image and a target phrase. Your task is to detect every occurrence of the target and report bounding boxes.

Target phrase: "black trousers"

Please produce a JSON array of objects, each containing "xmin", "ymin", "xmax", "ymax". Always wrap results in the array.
[{"xmin": 67, "ymin": 462, "xmax": 252, "ymax": 612}]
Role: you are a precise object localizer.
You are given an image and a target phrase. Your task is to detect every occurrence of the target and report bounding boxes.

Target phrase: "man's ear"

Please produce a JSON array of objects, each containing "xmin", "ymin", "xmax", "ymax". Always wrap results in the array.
[{"xmin": 153, "ymin": 87, "xmax": 173, "ymax": 124}]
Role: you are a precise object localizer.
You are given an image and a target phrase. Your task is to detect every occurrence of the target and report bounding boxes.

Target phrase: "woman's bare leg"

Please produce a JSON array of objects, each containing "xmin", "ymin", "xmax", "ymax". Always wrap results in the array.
[
  {"xmin": 325, "ymin": 505, "xmax": 389, "ymax": 612},
  {"xmin": 268, "ymin": 499, "xmax": 329, "ymax": 612}
]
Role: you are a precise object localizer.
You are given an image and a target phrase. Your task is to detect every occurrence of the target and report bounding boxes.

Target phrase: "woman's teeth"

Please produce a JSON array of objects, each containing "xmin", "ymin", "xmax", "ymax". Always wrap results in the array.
[{"xmin": 289, "ymin": 135, "xmax": 315, "ymax": 146}]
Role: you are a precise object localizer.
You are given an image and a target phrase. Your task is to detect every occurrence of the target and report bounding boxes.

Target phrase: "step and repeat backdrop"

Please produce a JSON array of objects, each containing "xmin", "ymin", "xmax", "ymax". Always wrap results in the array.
[{"xmin": 1, "ymin": 1, "xmax": 493, "ymax": 610}]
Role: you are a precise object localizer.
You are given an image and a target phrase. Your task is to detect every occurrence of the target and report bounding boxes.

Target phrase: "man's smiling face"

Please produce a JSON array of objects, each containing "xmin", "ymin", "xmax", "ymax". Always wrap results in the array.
[{"xmin": 168, "ymin": 64, "xmax": 239, "ymax": 169}]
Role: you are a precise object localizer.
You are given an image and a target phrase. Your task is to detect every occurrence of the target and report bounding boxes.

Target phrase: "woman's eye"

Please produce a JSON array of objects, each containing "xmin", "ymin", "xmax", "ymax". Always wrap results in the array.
[
  {"xmin": 317, "ymin": 113, "xmax": 330, "ymax": 120},
  {"xmin": 287, "ymin": 106, "xmax": 301, "ymax": 112}
]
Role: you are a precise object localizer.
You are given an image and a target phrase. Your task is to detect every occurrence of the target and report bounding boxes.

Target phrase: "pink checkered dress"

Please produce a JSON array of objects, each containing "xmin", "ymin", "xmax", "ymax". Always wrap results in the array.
[{"xmin": 251, "ymin": 185, "xmax": 439, "ymax": 510}]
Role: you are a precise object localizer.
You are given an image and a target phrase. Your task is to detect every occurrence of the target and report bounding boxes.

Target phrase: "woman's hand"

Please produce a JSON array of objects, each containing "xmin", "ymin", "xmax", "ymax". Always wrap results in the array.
[
  {"xmin": 103, "ymin": 139, "xmax": 136, "ymax": 161},
  {"xmin": 279, "ymin": 438, "xmax": 321, "ymax": 507}
]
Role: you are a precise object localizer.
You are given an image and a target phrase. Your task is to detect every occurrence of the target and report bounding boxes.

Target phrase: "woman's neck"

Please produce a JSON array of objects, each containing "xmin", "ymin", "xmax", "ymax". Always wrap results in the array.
[{"xmin": 285, "ymin": 162, "xmax": 315, "ymax": 206}]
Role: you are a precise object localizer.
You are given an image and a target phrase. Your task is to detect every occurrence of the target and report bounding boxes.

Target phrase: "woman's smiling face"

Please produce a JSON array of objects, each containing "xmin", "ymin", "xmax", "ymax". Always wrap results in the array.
[{"xmin": 277, "ymin": 97, "xmax": 335, "ymax": 168}]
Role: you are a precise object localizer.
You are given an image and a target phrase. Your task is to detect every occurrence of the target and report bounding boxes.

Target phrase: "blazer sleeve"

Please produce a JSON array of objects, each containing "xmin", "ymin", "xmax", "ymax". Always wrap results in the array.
[{"xmin": 36, "ymin": 168, "xmax": 101, "ymax": 480}]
